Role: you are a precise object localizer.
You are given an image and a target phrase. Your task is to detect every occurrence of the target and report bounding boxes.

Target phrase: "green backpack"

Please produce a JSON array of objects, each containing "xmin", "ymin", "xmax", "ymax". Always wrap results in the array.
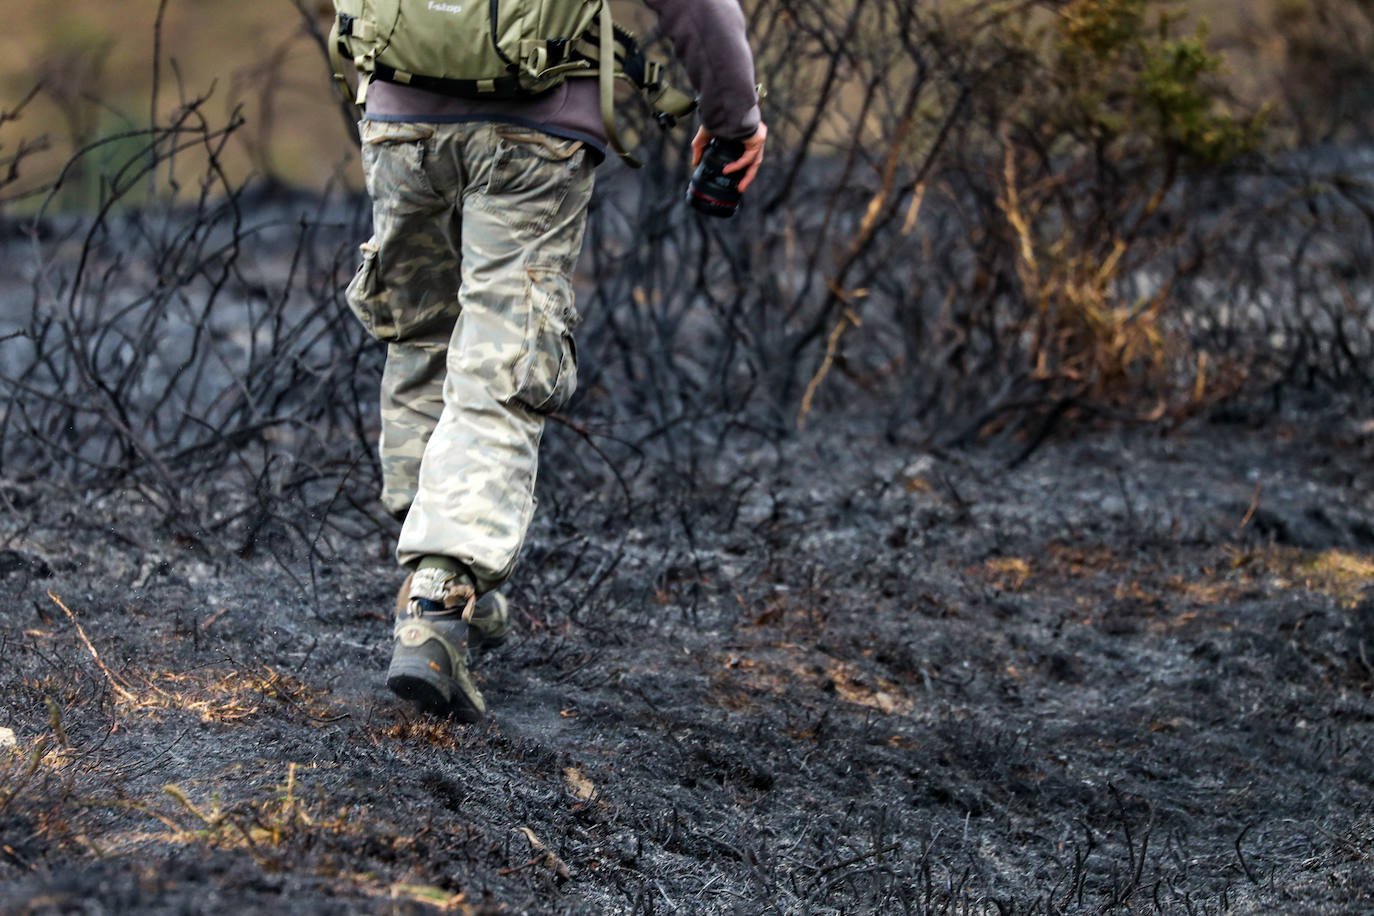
[{"xmin": 328, "ymin": 0, "xmax": 696, "ymax": 166}]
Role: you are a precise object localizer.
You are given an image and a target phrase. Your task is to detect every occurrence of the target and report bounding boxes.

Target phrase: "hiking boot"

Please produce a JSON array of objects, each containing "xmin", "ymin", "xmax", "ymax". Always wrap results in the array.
[
  {"xmin": 392, "ymin": 573, "xmax": 510, "ymax": 655},
  {"xmin": 468, "ymin": 591, "xmax": 511, "ymax": 654},
  {"xmin": 387, "ymin": 567, "xmax": 493, "ymax": 721}
]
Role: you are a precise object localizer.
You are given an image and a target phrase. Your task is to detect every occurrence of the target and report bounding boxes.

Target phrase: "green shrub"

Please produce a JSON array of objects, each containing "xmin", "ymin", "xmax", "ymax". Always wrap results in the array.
[{"xmin": 975, "ymin": 0, "xmax": 1265, "ymax": 427}]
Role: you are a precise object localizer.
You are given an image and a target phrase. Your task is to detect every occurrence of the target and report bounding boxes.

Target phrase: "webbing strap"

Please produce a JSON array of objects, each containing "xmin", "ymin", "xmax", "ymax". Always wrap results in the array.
[
  {"xmin": 372, "ymin": 63, "xmax": 533, "ymax": 100},
  {"xmin": 644, "ymin": 83, "xmax": 697, "ymax": 122},
  {"xmin": 327, "ymin": 15, "xmax": 355, "ymax": 107},
  {"xmin": 574, "ymin": 26, "xmax": 697, "ymax": 126},
  {"xmin": 599, "ymin": 0, "xmax": 642, "ymax": 168}
]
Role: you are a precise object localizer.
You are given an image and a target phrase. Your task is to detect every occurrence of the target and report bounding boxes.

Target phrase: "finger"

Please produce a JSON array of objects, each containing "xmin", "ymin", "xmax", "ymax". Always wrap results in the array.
[
  {"xmin": 720, "ymin": 150, "xmax": 756, "ymax": 175},
  {"xmin": 736, "ymin": 155, "xmax": 763, "ymax": 192},
  {"xmin": 723, "ymin": 151, "xmax": 761, "ymax": 191},
  {"xmin": 691, "ymin": 127, "xmax": 710, "ymax": 167},
  {"xmin": 721, "ymin": 124, "xmax": 767, "ymax": 177}
]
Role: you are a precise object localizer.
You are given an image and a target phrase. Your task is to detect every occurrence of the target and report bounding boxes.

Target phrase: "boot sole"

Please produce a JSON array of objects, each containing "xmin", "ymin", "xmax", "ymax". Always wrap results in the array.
[{"xmin": 386, "ymin": 660, "xmax": 484, "ymax": 723}]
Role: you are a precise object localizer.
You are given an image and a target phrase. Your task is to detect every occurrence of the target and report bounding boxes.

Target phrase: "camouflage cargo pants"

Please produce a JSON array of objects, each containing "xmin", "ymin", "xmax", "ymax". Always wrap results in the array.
[{"xmin": 345, "ymin": 119, "xmax": 594, "ymax": 592}]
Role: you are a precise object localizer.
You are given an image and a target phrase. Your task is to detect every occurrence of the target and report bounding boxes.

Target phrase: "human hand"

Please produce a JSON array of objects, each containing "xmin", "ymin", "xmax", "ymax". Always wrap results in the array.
[{"xmin": 692, "ymin": 122, "xmax": 767, "ymax": 192}]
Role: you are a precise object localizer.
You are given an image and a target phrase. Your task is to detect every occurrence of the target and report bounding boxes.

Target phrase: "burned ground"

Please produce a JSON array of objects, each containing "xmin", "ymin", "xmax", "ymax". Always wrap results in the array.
[
  {"xmin": 4, "ymin": 7, "xmax": 1374, "ymax": 905},
  {"xmin": 2, "ymin": 410, "xmax": 1372, "ymax": 914}
]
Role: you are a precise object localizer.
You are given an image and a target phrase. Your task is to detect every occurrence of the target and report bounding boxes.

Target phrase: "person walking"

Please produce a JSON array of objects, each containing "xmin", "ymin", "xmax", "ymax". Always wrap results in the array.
[{"xmin": 340, "ymin": 0, "xmax": 766, "ymax": 721}]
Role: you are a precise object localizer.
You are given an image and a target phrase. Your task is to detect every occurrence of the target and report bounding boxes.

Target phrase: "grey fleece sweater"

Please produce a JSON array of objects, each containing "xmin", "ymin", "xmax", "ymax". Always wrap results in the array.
[{"xmin": 363, "ymin": 0, "xmax": 761, "ymax": 159}]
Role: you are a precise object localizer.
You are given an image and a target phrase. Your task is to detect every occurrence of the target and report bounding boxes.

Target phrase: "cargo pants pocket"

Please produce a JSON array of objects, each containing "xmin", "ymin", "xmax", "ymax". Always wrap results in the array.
[
  {"xmin": 344, "ymin": 241, "xmax": 403, "ymax": 341},
  {"xmin": 512, "ymin": 267, "xmax": 578, "ymax": 413},
  {"xmin": 345, "ymin": 120, "xmax": 451, "ymax": 343}
]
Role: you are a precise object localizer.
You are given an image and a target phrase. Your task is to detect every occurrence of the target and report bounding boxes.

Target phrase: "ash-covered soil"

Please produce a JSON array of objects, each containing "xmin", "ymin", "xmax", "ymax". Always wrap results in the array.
[{"xmin": 2, "ymin": 414, "xmax": 1373, "ymax": 914}]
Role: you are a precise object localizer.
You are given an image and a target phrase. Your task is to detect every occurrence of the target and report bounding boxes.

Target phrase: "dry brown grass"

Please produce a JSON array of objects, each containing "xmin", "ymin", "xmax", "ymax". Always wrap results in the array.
[
  {"xmin": 712, "ymin": 643, "xmax": 915, "ymax": 717},
  {"xmin": 378, "ymin": 719, "xmax": 466, "ymax": 748},
  {"xmin": 157, "ymin": 764, "xmax": 351, "ymax": 853},
  {"xmin": 48, "ymin": 592, "xmax": 342, "ymax": 724},
  {"xmin": 1223, "ymin": 547, "xmax": 1374, "ymax": 607},
  {"xmin": 967, "ymin": 538, "xmax": 1374, "ymax": 615},
  {"xmin": 63, "ymin": 763, "xmax": 360, "ymax": 869},
  {"xmin": 117, "ymin": 667, "xmax": 341, "ymax": 723}
]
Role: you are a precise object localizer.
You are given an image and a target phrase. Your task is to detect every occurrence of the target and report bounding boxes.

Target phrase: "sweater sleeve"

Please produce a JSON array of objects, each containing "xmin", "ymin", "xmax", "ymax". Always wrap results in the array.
[{"xmin": 642, "ymin": 0, "xmax": 761, "ymax": 139}]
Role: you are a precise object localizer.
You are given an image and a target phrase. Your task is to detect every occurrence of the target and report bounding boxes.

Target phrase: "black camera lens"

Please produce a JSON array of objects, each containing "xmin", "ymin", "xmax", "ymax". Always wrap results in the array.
[{"xmin": 687, "ymin": 137, "xmax": 747, "ymax": 218}]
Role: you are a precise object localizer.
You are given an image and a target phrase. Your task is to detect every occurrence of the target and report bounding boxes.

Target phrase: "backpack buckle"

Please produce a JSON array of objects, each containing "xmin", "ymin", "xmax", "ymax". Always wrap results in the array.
[
  {"xmin": 338, "ymin": 13, "xmax": 376, "ymax": 42},
  {"xmin": 546, "ymin": 38, "xmax": 570, "ymax": 66}
]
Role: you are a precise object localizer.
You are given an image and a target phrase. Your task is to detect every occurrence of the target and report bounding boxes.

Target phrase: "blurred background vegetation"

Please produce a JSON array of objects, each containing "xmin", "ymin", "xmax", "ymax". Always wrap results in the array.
[
  {"xmin": 1, "ymin": 0, "xmax": 1372, "ymax": 206},
  {"xmin": 0, "ymin": 0, "xmax": 343, "ymax": 208}
]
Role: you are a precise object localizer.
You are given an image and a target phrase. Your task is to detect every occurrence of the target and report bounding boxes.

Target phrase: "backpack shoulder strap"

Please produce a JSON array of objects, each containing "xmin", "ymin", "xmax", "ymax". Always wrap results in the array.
[
  {"xmin": 329, "ymin": 12, "xmax": 374, "ymax": 107},
  {"xmin": 597, "ymin": 0, "xmax": 642, "ymax": 168},
  {"xmin": 328, "ymin": 14, "xmax": 354, "ymax": 105},
  {"xmin": 586, "ymin": 0, "xmax": 698, "ymax": 167}
]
